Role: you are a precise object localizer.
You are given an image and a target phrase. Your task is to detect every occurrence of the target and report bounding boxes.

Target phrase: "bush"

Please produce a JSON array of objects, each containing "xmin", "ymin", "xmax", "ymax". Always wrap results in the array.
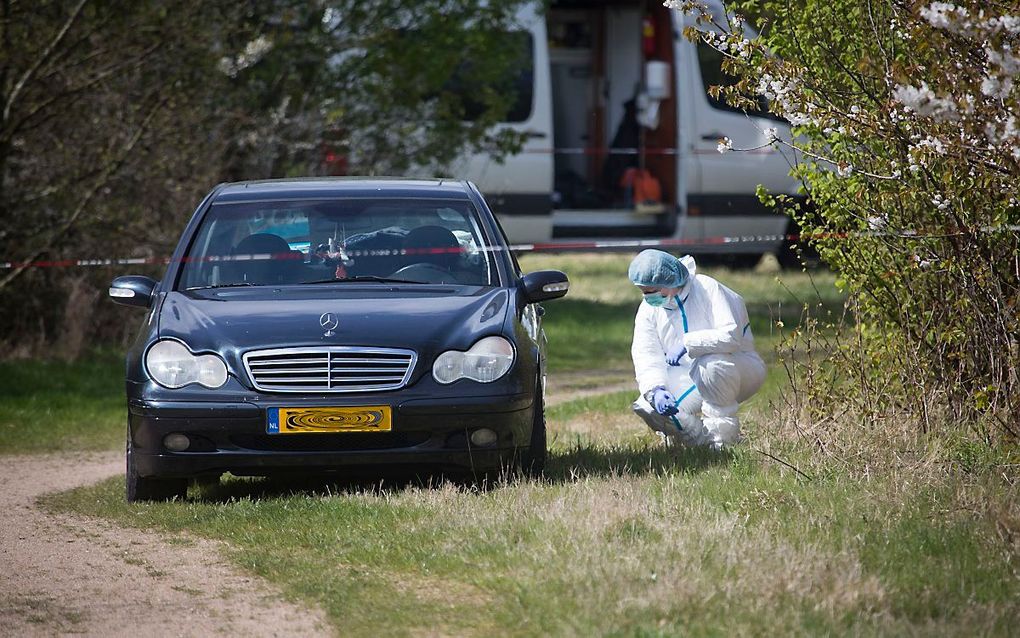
[{"xmin": 670, "ymin": 0, "xmax": 1020, "ymax": 440}]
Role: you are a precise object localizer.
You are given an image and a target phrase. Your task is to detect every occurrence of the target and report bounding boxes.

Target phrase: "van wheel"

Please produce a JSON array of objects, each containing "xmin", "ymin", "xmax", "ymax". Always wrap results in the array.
[
  {"xmin": 727, "ymin": 254, "xmax": 761, "ymax": 269},
  {"xmin": 521, "ymin": 385, "xmax": 547, "ymax": 478},
  {"xmin": 126, "ymin": 436, "xmax": 187, "ymax": 503}
]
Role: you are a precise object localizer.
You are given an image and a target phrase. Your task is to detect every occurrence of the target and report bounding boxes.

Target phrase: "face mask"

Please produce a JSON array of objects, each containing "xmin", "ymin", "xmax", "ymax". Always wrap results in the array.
[{"xmin": 643, "ymin": 292, "xmax": 668, "ymax": 307}]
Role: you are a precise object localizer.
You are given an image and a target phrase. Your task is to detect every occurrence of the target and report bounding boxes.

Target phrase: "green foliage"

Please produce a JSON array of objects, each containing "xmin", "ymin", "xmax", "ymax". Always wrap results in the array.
[
  {"xmin": 0, "ymin": 0, "xmax": 530, "ymax": 353},
  {"xmin": 687, "ymin": 0, "xmax": 1020, "ymax": 440},
  {"xmin": 220, "ymin": 0, "xmax": 531, "ymax": 177}
]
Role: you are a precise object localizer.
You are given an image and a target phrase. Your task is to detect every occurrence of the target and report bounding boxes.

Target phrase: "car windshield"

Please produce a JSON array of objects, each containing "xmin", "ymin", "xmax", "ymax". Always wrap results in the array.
[{"xmin": 178, "ymin": 197, "xmax": 497, "ymax": 289}]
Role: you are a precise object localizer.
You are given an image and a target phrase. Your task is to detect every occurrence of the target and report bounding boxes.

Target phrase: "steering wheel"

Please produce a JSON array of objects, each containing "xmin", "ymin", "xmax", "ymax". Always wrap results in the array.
[{"xmin": 390, "ymin": 263, "xmax": 459, "ymax": 284}]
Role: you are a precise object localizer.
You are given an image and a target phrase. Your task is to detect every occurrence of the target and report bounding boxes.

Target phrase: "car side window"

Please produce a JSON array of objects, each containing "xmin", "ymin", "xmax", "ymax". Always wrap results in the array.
[{"xmin": 487, "ymin": 207, "xmax": 522, "ymax": 278}]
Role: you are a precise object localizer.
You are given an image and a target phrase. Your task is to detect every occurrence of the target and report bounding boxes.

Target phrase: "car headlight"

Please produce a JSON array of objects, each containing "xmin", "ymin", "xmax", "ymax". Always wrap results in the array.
[
  {"xmin": 432, "ymin": 336, "xmax": 515, "ymax": 384},
  {"xmin": 145, "ymin": 340, "xmax": 228, "ymax": 389}
]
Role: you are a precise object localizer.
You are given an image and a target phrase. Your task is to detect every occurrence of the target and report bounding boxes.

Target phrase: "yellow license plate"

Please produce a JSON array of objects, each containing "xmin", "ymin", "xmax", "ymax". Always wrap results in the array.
[{"xmin": 267, "ymin": 406, "xmax": 391, "ymax": 434}]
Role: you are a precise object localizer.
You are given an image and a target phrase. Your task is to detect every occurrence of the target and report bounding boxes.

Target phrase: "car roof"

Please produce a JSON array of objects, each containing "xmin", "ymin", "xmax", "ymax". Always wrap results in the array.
[{"xmin": 212, "ymin": 177, "xmax": 474, "ymax": 203}]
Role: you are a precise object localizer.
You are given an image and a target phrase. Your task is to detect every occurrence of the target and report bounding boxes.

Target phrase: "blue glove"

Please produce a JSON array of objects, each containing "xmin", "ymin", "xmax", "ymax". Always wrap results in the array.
[
  {"xmin": 652, "ymin": 388, "xmax": 679, "ymax": 416},
  {"xmin": 666, "ymin": 344, "xmax": 687, "ymax": 366}
]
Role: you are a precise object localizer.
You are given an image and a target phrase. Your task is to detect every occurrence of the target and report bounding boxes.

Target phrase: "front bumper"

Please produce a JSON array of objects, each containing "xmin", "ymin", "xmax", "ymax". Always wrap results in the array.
[{"xmin": 128, "ymin": 392, "xmax": 534, "ymax": 478}]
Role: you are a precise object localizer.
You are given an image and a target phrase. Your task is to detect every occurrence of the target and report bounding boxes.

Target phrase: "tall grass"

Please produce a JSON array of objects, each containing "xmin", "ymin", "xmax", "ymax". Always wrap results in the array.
[{"xmin": 46, "ymin": 411, "xmax": 1020, "ymax": 636}]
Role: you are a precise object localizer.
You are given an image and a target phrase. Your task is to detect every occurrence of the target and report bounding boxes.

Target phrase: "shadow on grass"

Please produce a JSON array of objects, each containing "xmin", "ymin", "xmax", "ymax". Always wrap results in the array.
[
  {"xmin": 190, "ymin": 469, "xmax": 483, "ymax": 503},
  {"xmin": 187, "ymin": 443, "xmax": 732, "ymax": 503},
  {"xmin": 545, "ymin": 441, "xmax": 733, "ymax": 483}
]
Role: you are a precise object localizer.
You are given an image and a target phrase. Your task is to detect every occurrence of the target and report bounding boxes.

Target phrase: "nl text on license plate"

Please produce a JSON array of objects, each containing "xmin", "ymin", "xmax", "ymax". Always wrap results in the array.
[{"xmin": 266, "ymin": 406, "xmax": 392, "ymax": 434}]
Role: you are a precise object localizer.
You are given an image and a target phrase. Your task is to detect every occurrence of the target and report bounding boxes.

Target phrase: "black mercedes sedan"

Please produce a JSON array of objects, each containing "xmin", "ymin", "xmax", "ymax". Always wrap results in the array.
[{"xmin": 109, "ymin": 178, "xmax": 568, "ymax": 501}]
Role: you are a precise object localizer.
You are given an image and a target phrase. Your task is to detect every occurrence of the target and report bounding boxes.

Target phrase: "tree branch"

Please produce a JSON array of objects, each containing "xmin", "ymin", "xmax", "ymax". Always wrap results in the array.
[
  {"xmin": 2, "ymin": 0, "xmax": 89, "ymax": 124},
  {"xmin": 2, "ymin": 43, "xmax": 160, "ymax": 143},
  {"xmin": 0, "ymin": 97, "xmax": 165, "ymax": 291}
]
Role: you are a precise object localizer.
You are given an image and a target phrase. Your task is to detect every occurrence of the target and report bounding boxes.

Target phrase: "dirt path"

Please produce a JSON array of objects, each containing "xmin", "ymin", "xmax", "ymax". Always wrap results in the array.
[
  {"xmin": 0, "ymin": 377, "xmax": 632, "ymax": 636},
  {"xmin": 546, "ymin": 369, "xmax": 634, "ymax": 407},
  {"xmin": 0, "ymin": 452, "xmax": 330, "ymax": 637}
]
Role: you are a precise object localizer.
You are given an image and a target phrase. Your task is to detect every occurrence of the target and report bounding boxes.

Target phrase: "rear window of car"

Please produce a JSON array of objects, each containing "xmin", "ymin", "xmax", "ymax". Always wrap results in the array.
[{"xmin": 178, "ymin": 197, "xmax": 498, "ymax": 289}]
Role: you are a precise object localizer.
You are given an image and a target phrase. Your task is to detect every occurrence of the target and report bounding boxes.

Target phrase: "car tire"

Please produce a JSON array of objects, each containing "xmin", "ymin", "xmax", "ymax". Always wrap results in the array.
[
  {"xmin": 520, "ymin": 379, "xmax": 547, "ymax": 478},
  {"xmin": 125, "ymin": 436, "xmax": 187, "ymax": 503}
]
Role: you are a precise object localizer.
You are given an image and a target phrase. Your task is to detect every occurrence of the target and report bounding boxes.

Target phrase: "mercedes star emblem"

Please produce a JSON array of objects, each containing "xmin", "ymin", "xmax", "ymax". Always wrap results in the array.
[{"xmin": 319, "ymin": 312, "xmax": 339, "ymax": 337}]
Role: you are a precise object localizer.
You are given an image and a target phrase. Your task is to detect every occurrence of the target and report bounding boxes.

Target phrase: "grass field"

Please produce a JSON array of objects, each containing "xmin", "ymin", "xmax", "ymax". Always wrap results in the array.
[
  {"xmin": 0, "ymin": 349, "xmax": 125, "ymax": 453},
  {"xmin": 7, "ymin": 253, "xmax": 1020, "ymax": 635}
]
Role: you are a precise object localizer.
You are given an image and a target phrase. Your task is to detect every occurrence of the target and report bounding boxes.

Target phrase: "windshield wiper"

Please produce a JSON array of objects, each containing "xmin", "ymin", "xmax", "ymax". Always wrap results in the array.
[
  {"xmin": 185, "ymin": 282, "xmax": 258, "ymax": 291},
  {"xmin": 300, "ymin": 276, "xmax": 422, "ymax": 285}
]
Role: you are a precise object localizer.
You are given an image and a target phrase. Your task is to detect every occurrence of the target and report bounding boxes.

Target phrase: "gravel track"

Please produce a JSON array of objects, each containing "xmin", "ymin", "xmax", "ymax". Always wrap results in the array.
[
  {"xmin": 0, "ymin": 452, "xmax": 329, "ymax": 637},
  {"xmin": 0, "ymin": 374, "xmax": 633, "ymax": 636}
]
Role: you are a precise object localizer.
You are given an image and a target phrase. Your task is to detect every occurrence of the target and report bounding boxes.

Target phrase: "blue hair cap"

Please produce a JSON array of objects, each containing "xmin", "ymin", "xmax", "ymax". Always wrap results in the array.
[{"xmin": 628, "ymin": 249, "xmax": 689, "ymax": 288}]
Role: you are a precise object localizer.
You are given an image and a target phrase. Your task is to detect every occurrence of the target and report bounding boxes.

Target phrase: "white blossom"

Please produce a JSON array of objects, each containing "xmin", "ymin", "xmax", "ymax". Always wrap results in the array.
[
  {"xmin": 218, "ymin": 35, "xmax": 273, "ymax": 78},
  {"xmin": 764, "ymin": 127, "xmax": 778, "ymax": 143},
  {"xmin": 717, "ymin": 137, "xmax": 733, "ymax": 153},
  {"xmin": 915, "ymin": 136, "xmax": 948, "ymax": 155},
  {"xmin": 735, "ymin": 38, "xmax": 752, "ymax": 59},
  {"xmin": 985, "ymin": 15, "xmax": 1020, "ymax": 35},
  {"xmin": 920, "ymin": 3, "xmax": 967, "ymax": 30},
  {"xmin": 786, "ymin": 112, "xmax": 815, "ymax": 127},
  {"xmin": 981, "ymin": 75, "xmax": 1014, "ymax": 99},
  {"xmin": 892, "ymin": 82, "xmax": 959, "ymax": 121},
  {"xmin": 986, "ymin": 45, "xmax": 1020, "ymax": 75}
]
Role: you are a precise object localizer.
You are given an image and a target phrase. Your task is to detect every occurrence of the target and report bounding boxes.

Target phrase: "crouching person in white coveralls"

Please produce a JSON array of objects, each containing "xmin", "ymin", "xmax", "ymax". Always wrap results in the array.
[{"xmin": 628, "ymin": 249, "xmax": 766, "ymax": 449}]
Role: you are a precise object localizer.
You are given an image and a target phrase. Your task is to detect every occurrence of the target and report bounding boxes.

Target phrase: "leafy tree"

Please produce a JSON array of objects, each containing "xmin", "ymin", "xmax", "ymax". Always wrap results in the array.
[
  {"xmin": 0, "ymin": 0, "xmax": 529, "ymax": 354},
  {"xmin": 206, "ymin": 0, "xmax": 532, "ymax": 178},
  {"xmin": 673, "ymin": 0, "xmax": 1020, "ymax": 439},
  {"xmin": 0, "ymin": 1, "xmax": 238, "ymax": 289}
]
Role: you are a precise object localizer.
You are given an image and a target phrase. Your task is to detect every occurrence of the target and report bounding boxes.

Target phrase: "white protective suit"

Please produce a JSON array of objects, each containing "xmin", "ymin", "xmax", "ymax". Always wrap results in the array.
[{"xmin": 631, "ymin": 255, "xmax": 766, "ymax": 448}]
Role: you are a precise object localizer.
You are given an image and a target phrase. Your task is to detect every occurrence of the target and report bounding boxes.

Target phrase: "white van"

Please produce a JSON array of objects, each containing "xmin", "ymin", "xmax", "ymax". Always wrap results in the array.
[{"xmin": 451, "ymin": 0, "xmax": 801, "ymax": 259}]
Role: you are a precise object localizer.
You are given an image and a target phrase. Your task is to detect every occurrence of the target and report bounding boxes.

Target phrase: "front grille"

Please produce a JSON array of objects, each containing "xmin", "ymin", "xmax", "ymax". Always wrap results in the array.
[
  {"xmin": 243, "ymin": 347, "xmax": 416, "ymax": 393},
  {"xmin": 231, "ymin": 432, "xmax": 429, "ymax": 452}
]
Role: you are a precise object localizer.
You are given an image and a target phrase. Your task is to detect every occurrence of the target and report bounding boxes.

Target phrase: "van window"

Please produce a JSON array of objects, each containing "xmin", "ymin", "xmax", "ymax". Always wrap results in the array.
[
  {"xmin": 696, "ymin": 41, "xmax": 782, "ymax": 121},
  {"xmin": 446, "ymin": 32, "xmax": 534, "ymax": 123}
]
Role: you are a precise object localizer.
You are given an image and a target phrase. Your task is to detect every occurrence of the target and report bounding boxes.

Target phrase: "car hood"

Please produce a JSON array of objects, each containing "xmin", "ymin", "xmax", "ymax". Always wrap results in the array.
[{"xmin": 157, "ymin": 286, "xmax": 511, "ymax": 357}]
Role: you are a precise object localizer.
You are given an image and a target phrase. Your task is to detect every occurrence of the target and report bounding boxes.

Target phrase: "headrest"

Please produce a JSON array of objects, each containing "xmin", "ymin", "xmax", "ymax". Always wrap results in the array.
[
  {"xmin": 404, "ymin": 226, "xmax": 460, "ymax": 268},
  {"xmin": 233, "ymin": 233, "xmax": 291, "ymax": 255}
]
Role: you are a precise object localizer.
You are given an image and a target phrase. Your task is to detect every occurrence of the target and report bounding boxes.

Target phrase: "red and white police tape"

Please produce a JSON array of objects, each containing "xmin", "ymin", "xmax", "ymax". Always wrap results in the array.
[{"xmin": 1, "ymin": 226, "xmax": 1017, "ymax": 271}]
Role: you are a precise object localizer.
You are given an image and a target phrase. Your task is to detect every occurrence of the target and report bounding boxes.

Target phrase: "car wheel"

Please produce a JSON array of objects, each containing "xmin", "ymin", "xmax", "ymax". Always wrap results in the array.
[
  {"xmin": 125, "ymin": 436, "xmax": 187, "ymax": 503},
  {"xmin": 520, "ymin": 380, "xmax": 547, "ymax": 478}
]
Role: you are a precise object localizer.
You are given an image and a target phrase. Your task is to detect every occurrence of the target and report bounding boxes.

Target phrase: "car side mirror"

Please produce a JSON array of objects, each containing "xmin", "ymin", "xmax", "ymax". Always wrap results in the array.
[
  {"xmin": 109, "ymin": 275, "xmax": 158, "ymax": 308},
  {"xmin": 520, "ymin": 270, "xmax": 569, "ymax": 304}
]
